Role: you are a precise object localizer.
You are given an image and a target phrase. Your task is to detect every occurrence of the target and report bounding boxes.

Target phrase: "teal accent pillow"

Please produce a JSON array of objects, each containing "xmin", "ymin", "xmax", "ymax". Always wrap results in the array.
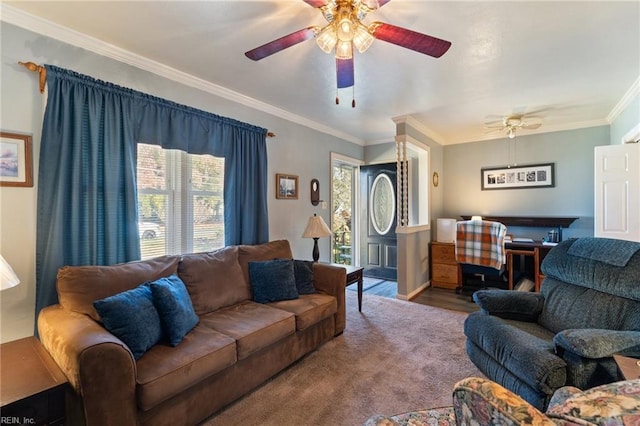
[
  {"xmin": 249, "ymin": 259, "xmax": 299, "ymax": 303},
  {"xmin": 150, "ymin": 274, "xmax": 199, "ymax": 346},
  {"xmin": 293, "ymin": 260, "xmax": 315, "ymax": 295},
  {"xmin": 93, "ymin": 283, "xmax": 162, "ymax": 360}
]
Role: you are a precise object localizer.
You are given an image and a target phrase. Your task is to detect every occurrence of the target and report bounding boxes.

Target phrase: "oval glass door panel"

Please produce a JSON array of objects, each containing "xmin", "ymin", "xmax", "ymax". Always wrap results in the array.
[{"xmin": 370, "ymin": 173, "xmax": 395, "ymax": 235}]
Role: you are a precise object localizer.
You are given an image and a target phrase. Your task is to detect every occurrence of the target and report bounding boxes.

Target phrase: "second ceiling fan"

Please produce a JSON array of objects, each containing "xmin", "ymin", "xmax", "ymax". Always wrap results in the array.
[{"xmin": 245, "ymin": 0, "xmax": 452, "ymax": 106}]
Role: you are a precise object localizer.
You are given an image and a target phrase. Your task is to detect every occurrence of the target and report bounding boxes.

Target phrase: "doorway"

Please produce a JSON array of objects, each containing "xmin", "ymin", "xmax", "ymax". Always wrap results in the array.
[{"xmin": 359, "ymin": 162, "xmax": 398, "ymax": 280}]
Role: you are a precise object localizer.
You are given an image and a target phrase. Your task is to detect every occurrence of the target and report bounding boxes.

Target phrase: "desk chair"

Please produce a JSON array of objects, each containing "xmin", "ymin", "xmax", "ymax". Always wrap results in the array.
[{"xmin": 455, "ymin": 219, "xmax": 507, "ymax": 294}]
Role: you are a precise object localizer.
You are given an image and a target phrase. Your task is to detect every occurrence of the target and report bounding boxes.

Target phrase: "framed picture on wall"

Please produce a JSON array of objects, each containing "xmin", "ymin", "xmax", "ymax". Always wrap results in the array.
[
  {"xmin": 276, "ymin": 173, "xmax": 298, "ymax": 199},
  {"xmin": 0, "ymin": 132, "xmax": 33, "ymax": 187},
  {"xmin": 481, "ymin": 163, "xmax": 554, "ymax": 190}
]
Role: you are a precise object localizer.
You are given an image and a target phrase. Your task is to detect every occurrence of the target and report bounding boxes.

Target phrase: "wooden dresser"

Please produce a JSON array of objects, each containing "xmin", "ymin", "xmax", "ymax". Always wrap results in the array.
[{"xmin": 430, "ymin": 242, "xmax": 459, "ymax": 289}]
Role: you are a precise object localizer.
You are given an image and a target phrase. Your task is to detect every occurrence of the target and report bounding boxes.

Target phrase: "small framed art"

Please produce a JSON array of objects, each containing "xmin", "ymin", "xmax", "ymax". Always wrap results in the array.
[
  {"xmin": 481, "ymin": 163, "xmax": 554, "ymax": 190},
  {"xmin": 0, "ymin": 132, "xmax": 33, "ymax": 187},
  {"xmin": 276, "ymin": 173, "xmax": 298, "ymax": 199}
]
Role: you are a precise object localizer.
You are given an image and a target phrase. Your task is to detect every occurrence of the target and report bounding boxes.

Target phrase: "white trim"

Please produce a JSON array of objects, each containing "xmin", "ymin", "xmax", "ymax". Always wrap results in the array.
[
  {"xmin": 608, "ymin": 76, "xmax": 640, "ymax": 124},
  {"xmin": 395, "ymin": 224, "xmax": 430, "ymax": 234},
  {"xmin": 622, "ymin": 123, "xmax": 640, "ymax": 144},
  {"xmin": 396, "ymin": 281, "xmax": 430, "ymax": 301},
  {"xmin": 1, "ymin": 4, "xmax": 364, "ymax": 146},
  {"xmin": 393, "ymin": 115, "xmax": 446, "ymax": 146}
]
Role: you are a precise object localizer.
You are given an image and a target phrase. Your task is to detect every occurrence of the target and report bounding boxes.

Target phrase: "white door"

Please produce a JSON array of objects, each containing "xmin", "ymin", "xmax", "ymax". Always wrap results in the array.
[{"xmin": 594, "ymin": 144, "xmax": 640, "ymax": 241}]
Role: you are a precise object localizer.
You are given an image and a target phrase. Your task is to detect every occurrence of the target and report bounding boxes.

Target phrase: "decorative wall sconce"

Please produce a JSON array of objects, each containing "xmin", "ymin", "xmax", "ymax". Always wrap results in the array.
[{"xmin": 310, "ymin": 178, "xmax": 323, "ymax": 206}]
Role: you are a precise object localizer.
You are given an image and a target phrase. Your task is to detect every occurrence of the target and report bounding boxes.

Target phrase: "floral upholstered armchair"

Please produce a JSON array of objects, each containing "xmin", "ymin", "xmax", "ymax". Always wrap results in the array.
[
  {"xmin": 363, "ymin": 377, "xmax": 640, "ymax": 426},
  {"xmin": 453, "ymin": 377, "xmax": 640, "ymax": 426}
]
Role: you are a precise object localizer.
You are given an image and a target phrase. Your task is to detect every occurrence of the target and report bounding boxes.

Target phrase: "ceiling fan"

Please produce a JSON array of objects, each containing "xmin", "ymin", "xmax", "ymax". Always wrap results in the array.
[
  {"xmin": 485, "ymin": 115, "xmax": 543, "ymax": 139},
  {"xmin": 244, "ymin": 0, "xmax": 452, "ymax": 106}
]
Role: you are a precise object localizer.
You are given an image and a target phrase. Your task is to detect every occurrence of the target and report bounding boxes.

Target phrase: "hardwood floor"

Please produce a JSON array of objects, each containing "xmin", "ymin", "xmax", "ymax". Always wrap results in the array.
[{"xmin": 348, "ymin": 277, "xmax": 480, "ymax": 314}]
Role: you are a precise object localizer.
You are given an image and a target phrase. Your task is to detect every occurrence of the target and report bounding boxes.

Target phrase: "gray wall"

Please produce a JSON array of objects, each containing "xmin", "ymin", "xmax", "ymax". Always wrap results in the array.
[
  {"xmin": 443, "ymin": 125, "xmax": 610, "ymax": 240},
  {"xmin": 0, "ymin": 22, "xmax": 363, "ymax": 342}
]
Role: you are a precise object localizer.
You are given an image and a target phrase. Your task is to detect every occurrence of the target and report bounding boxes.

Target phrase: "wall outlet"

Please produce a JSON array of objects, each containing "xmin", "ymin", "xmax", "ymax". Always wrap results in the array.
[{"xmin": 321, "ymin": 201, "xmax": 327, "ymax": 209}]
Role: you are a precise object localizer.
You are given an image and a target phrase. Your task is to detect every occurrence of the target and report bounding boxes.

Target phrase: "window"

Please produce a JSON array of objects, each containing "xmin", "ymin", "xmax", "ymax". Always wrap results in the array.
[{"xmin": 136, "ymin": 143, "xmax": 224, "ymax": 259}]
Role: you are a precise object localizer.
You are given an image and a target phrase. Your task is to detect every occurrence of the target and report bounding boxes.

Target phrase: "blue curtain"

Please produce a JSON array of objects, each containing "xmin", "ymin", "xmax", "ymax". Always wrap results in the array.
[{"xmin": 36, "ymin": 65, "xmax": 269, "ymax": 316}]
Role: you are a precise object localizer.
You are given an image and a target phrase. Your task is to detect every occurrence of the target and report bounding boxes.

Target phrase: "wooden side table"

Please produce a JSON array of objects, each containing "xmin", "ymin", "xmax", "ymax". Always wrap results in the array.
[
  {"xmin": 334, "ymin": 264, "xmax": 364, "ymax": 312},
  {"xmin": 613, "ymin": 354, "xmax": 640, "ymax": 380},
  {"xmin": 1, "ymin": 336, "xmax": 68, "ymax": 425}
]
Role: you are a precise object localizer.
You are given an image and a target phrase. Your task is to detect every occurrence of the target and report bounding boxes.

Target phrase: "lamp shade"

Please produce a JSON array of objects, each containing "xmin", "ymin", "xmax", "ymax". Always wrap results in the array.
[
  {"xmin": 302, "ymin": 214, "xmax": 332, "ymax": 239},
  {"xmin": 302, "ymin": 214, "xmax": 332, "ymax": 262},
  {"xmin": 0, "ymin": 255, "xmax": 20, "ymax": 290}
]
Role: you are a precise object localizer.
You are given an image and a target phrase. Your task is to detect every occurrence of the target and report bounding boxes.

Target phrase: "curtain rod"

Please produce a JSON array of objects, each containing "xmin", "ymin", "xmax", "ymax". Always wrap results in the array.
[{"xmin": 19, "ymin": 61, "xmax": 276, "ymax": 138}]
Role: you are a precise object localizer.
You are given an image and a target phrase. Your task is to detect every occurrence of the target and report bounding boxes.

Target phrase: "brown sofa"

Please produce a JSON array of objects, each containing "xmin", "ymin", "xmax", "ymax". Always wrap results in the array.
[{"xmin": 37, "ymin": 240, "xmax": 346, "ymax": 425}]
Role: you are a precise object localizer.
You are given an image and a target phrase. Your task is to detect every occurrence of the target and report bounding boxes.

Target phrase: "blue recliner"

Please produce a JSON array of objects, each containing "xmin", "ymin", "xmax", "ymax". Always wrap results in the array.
[{"xmin": 463, "ymin": 237, "xmax": 640, "ymax": 410}]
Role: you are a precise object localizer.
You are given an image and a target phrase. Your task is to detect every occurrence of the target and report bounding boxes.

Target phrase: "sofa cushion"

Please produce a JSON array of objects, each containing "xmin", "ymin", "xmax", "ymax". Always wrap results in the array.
[
  {"xmin": 249, "ymin": 259, "xmax": 299, "ymax": 303},
  {"xmin": 178, "ymin": 247, "xmax": 249, "ymax": 315},
  {"xmin": 136, "ymin": 324, "xmax": 237, "ymax": 411},
  {"xmin": 267, "ymin": 294, "xmax": 337, "ymax": 331},
  {"xmin": 57, "ymin": 255, "xmax": 179, "ymax": 321},
  {"xmin": 237, "ymin": 240, "xmax": 293, "ymax": 284},
  {"xmin": 149, "ymin": 275, "xmax": 199, "ymax": 346},
  {"xmin": 93, "ymin": 283, "xmax": 163, "ymax": 360},
  {"xmin": 200, "ymin": 301, "xmax": 295, "ymax": 360},
  {"xmin": 293, "ymin": 260, "xmax": 316, "ymax": 295},
  {"xmin": 464, "ymin": 312, "xmax": 567, "ymax": 394}
]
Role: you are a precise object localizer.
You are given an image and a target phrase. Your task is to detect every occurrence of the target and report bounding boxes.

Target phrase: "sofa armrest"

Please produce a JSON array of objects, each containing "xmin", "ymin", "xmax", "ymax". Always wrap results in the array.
[
  {"xmin": 554, "ymin": 329, "xmax": 640, "ymax": 359},
  {"xmin": 312, "ymin": 263, "xmax": 347, "ymax": 334},
  {"xmin": 38, "ymin": 305, "xmax": 138, "ymax": 426},
  {"xmin": 453, "ymin": 377, "xmax": 557, "ymax": 426},
  {"xmin": 472, "ymin": 289, "xmax": 544, "ymax": 322}
]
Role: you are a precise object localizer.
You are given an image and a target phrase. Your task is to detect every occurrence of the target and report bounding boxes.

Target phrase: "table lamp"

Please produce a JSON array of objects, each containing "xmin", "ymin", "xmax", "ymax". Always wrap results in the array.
[
  {"xmin": 0, "ymin": 254, "xmax": 20, "ymax": 290},
  {"xmin": 302, "ymin": 214, "xmax": 332, "ymax": 262}
]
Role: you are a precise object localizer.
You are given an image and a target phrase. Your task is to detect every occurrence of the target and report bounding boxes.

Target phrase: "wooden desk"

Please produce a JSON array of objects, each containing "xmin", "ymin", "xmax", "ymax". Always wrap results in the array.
[
  {"xmin": 1, "ymin": 337, "xmax": 68, "ymax": 425},
  {"xmin": 505, "ymin": 241, "xmax": 555, "ymax": 292}
]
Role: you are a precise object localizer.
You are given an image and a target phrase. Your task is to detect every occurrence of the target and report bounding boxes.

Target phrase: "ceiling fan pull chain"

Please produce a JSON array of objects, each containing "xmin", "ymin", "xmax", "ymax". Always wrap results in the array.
[{"xmin": 352, "ymin": 86, "xmax": 356, "ymax": 108}]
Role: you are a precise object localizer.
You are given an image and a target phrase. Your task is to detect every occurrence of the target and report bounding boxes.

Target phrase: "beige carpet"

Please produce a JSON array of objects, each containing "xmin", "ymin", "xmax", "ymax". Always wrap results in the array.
[{"xmin": 201, "ymin": 291, "xmax": 483, "ymax": 426}]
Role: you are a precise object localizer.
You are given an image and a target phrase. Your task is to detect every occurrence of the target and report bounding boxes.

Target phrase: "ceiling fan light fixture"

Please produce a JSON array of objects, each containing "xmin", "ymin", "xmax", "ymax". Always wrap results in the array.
[
  {"xmin": 335, "ymin": 40, "xmax": 353, "ymax": 59},
  {"xmin": 352, "ymin": 24, "xmax": 374, "ymax": 53},
  {"xmin": 337, "ymin": 17, "xmax": 355, "ymax": 41},
  {"xmin": 316, "ymin": 26, "xmax": 338, "ymax": 53},
  {"xmin": 508, "ymin": 128, "xmax": 516, "ymax": 139}
]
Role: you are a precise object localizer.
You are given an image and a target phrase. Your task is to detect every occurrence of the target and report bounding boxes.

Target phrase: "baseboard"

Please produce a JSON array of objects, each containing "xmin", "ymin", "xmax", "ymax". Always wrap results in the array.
[{"xmin": 399, "ymin": 281, "xmax": 430, "ymax": 301}]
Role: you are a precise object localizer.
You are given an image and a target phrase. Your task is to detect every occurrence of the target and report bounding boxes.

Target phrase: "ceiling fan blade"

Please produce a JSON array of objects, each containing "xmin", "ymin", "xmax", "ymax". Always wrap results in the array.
[
  {"xmin": 522, "ymin": 122, "xmax": 542, "ymax": 130},
  {"xmin": 336, "ymin": 58, "xmax": 354, "ymax": 89},
  {"xmin": 370, "ymin": 22, "xmax": 451, "ymax": 58},
  {"xmin": 302, "ymin": 0, "xmax": 328, "ymax": 7},
  {"xmin": 245, "ymin": 27, "xmax": 317, "ymax": 61}
]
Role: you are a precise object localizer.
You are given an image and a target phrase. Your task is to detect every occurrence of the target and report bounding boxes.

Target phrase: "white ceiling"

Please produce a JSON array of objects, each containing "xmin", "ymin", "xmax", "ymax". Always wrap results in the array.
[{"xmin": 4, "ymin": 1, "xmax": 640, "ymax": 145}]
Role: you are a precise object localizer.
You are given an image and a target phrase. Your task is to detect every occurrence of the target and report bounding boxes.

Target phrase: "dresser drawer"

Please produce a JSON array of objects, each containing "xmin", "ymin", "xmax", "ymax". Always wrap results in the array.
[
  {"xmin": 432, "ymin": 264, "xmax": 459, "ymax": 285},
  {"xmin": 431, "ymin": 243, "xmax": 457, "ymax": 264}
]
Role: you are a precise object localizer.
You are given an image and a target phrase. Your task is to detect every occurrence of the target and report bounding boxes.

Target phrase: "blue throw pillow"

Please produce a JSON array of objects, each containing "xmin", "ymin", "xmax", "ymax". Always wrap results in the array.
[
  {"xmin": 293, "ymin": 260, "xmax": 315, "ymax": 295},
  {"xmin": 150, "ymin": 274, "xmax": 199, "ymax": 346},
  {"xmin": 93, "ymin": 283, "xmax": 163, "ymax": 360},
  {"xmin": 248, "ymin": 259, "xmax": 299, "ymax": 303}
]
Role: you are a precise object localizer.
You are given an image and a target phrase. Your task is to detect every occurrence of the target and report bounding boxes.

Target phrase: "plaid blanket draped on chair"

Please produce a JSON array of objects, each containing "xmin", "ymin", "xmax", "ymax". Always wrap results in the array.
[{"xmin": 455, "ymin": 220, "xmax": 507, "ymax": 270}]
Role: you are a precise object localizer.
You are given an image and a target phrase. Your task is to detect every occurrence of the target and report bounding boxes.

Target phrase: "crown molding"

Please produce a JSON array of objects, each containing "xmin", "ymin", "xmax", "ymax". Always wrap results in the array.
[
  {"xmin": 607, "ymin": 76, "xmax": 640, "ymax": 124},
  {"xmin": 1, "ymin": 4, "xmax": 364, "ymax": 146},
  {"xmin": 392, "ymin": 115, "xmax": 446, "ymax": 145}
]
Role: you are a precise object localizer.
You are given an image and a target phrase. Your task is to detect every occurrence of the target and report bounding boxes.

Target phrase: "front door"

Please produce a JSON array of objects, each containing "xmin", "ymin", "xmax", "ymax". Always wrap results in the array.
[{"xmin": 360, "ymin": 163, "xmax": 397, "ymax": 280}]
